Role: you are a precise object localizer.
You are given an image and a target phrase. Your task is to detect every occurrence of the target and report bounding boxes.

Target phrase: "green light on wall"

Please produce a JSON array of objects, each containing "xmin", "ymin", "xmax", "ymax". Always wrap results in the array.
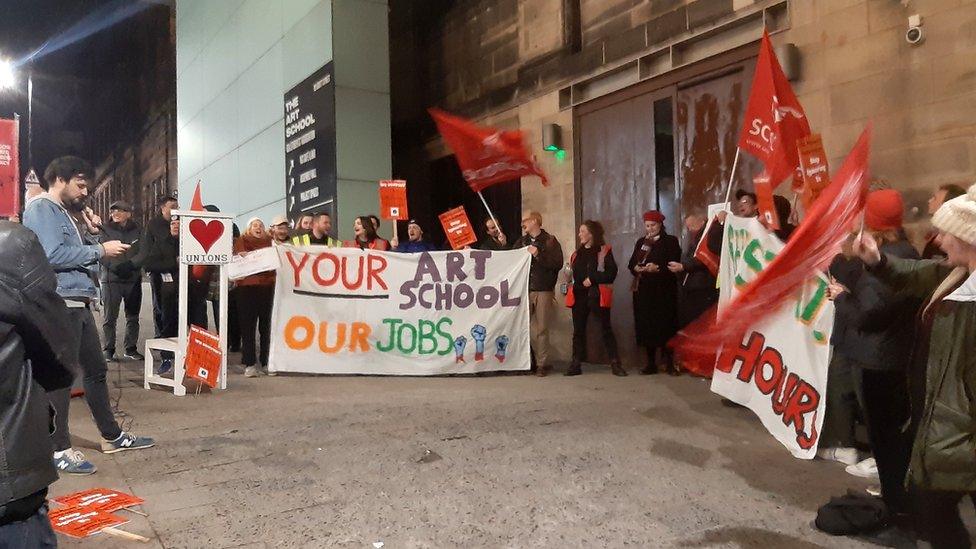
[
  {"xmin": 554, "ymin": 149, "xmax": 566, "ymax": 162},
  {"xmin": 544, "ymin": 144, "xmax": 560, "ymax": 152}
]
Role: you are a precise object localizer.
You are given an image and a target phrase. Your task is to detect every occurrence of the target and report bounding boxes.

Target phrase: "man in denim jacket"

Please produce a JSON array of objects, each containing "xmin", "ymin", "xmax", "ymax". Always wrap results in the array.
[{"xmin": 23, "ymin": 156, "xmax": 155, "ymax": 476}]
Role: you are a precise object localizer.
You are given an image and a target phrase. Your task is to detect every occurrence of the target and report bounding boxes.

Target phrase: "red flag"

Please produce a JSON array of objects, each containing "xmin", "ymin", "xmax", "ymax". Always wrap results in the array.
[
  {"xmin": 673, "ymin": 125, "xmax": 872, "ymax": 376},
  {"xmin": 429, "ymin": 108, "xmax": 548, "ymax": 192},
  {"xmin": 738, "ymin": 30, "xmax": 811, "ymax": 188},
  {"xmin": 189, "ymin": 181, "xmax": 204, "ymax": 211},
  {"xmin": 0, "ymin": 118, "xmax": 20, "ymax": 217}
]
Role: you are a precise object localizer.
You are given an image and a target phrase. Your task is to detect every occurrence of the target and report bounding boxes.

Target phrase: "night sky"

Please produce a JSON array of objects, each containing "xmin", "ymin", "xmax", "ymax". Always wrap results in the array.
[{"xmin": 0, "ymin": 0, "xmax": 172, "ymax": 176}]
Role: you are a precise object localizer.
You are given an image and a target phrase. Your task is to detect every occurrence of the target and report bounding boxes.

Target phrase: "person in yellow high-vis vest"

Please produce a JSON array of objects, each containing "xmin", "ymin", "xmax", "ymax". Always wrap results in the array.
[{"xmin": 291, "ymin": 212, "xmax": 340, "ymax": 247}]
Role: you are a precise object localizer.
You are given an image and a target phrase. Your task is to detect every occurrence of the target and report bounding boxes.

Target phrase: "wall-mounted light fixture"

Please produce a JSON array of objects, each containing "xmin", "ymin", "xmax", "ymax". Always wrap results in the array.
[
  {"xmin": 774, "ymin": 43, "xmax": 801, "ymax": 81},
  {"xmin": 542, "ymin": 123, "xmax": 562, "ymax": 152}
]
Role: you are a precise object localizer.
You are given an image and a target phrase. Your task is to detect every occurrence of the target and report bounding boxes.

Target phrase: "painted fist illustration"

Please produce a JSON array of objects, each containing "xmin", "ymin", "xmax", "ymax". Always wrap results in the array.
[
  {"xmin": 471, "ymin": 325, "xmax": 487, "ymax": 361},
  {"xmin": 494, "ymin": 335, "xmax": 510, "ymax": 363},
  {"xmin": 454, "ymin": 336, "xmax": 467, "ymax": 364}
]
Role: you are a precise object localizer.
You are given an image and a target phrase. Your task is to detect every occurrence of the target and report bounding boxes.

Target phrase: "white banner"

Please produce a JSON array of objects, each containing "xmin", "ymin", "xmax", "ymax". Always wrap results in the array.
[
  {"xmin": 711, "ymin": 215, "xmax": 834, "ymax": 459},
  {"xmin": 269, "ymin": 246, "xmax": 531, "ymax": 375}
]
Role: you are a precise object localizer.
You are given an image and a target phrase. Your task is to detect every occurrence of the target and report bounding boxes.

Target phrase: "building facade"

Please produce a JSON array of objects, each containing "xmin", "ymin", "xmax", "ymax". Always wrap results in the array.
[{"xmin": 392, "ymin": 0, "xmax": 976, "ymax": 366}]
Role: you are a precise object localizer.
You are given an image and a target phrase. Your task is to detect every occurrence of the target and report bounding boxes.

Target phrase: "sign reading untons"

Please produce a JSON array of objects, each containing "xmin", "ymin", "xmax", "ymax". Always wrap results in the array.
[
  {"xmin": 269, "ymin": 247, "xmax": 531, "ymax": 375},
  {"xmin": 712, "ymin": 215, "xmax": 833, "ymax": 459},
  {"xmin": 178, "ymin": 212, "xmax": 233, "ymax": 265}
]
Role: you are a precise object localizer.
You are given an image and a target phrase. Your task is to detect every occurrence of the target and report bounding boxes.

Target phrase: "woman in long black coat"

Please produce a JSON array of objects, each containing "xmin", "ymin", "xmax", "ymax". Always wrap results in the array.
[{"xmin": 628, "ymin": 210, "xmax": 682, "ymax": 375}]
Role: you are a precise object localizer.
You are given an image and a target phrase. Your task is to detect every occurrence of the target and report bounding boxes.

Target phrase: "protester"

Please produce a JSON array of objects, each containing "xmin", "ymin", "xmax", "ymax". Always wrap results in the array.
[
  {"xmin": 565, "ymin": 220, "xmax": 625, "ymax": 377},
  {"xmin": 629, "ymin": 210, "xmax": 681, "ymax": 375},
  {"xmin": 478, "ymin": 218, "xmax": 509, "ymax": 251},
  {"xmin": 391, "ymin": 219, "xmax": 438, "ymax": 253},
  {"xmin": 369, "ymin": 214, "xmax": 381, "ymax": 233},
  {"xmin": 667, "ymin": 211, "xmax": 718, "ymax": 331},
  {"xmin": 736, "ymin": 189, "xmax": 759, "ymax": 217},
  {"xmin": 0, "ymin": 221, "xmax": 76, "ymax": 546},
  {"xmin": 99, "ymin": 200, "xmax": 144, "ymax": 362},
  {"xmin": 234, "ymin": 218, "xmax": 275, "ymax": 377},
  {"xmin": 347, "ymin": 215, "xmax": 391, "ymax": 250},
  {"xmin": 513, "ymin": 211, "xmax": 563, "ymax": 376},
  {"xmin": 825, "ymin": 189, "xmax": 921, "ymax": 524},
  {"xmin": 144, "ymin": 194, "xmax": 179, "ymax": 337},
  {"xmin": 294, "ymin": 211, "xmax": 341, "ymax": 247},
  {"xmin": 270, "ymin": 215, "xmax": 290, "ymax": 244},
  {"xmin": 923, "ymin": 183, "xmax": 966, "ymax": 260},
  {"xmin": 143, "ymin": 216, "xmax": 181, "ymax": 374},
  {"xmin": 228, "ymin": 222, "xmax": 242, "ymax": 353},
  {"xmin": 22, "ymin": 156, "xmax": 155, "ymax": 475},
  {"xmin": 297, "ymin": 213, "xmax": 313, "ymax": 233},
  {"xmin": 772, "ymin": 194, "xmax": 797, "ymax": 241},
  {"xmin": 853, "ymin": 182, "xmax": 976, "ymax": 548}
]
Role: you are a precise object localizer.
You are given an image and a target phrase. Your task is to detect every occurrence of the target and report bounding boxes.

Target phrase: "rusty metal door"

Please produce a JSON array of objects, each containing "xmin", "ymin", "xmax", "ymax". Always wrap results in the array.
[{"xmin": 577, "ymin": 87, "xmax": 676, "ymax": 367}]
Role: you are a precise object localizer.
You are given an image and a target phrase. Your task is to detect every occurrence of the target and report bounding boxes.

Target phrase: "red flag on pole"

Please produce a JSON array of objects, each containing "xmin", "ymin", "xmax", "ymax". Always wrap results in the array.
[
  {"xmin": 428, "ymin": 108, "xmax": 548, "ymax": 192},
  {"xmin": 738, "ymin": 30, "xmax": 811, "ymax": 189},
  {"xmin": 673, "ymin": 125, "xmax": 872, "ymax": 376}
]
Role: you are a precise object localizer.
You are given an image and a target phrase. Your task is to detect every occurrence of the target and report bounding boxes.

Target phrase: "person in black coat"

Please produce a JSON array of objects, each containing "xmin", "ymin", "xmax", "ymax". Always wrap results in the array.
[
  {"xmin": 628, "ymin": 210, "xmax": 682, "ymax": 375},
  {"xmin": 565, "ymin": 220, "xmax": 625, "ymax": 377},
  {"xmin": 667, "ymin": 211, "xmax": 718, "ymax": 330}
]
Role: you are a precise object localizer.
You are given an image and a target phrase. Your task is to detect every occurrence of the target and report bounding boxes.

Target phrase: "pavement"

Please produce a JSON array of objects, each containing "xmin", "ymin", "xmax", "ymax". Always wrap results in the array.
[{"xmin": 48, "ymin": 286, "xmax": 968, "ymax": 548}]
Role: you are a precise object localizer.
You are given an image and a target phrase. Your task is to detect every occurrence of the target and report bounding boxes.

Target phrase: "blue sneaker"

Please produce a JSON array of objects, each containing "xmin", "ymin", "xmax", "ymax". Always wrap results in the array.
[
  {"xmin": 101, "ymin": 432, "xmax": 156, "ymax": 454},
  {"xmin": 156, "ymin": 359, "xmax": 173, "ymax": 375},
  {"xmin": 53, "ymin": 448, "xmax": 97, "ymax": 475}
]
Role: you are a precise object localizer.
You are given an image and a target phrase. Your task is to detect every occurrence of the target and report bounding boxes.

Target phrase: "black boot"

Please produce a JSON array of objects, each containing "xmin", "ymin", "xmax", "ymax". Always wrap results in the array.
[
  {"xmin": 640, "ymin": 347, "xmax": 658, "ymax": 375},
  {"xmin": 565, "ymin": 362, "xmax": 582, "ymax": 376},
  {"xmin": 610, "ymin": 360, "xmax": 628, "ymax": 376}
]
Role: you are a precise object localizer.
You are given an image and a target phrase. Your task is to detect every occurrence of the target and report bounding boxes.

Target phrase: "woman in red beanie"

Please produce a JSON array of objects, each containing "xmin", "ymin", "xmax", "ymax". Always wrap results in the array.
[
  {"xmin": 825, "ymin": 188, "xmax": 921, "ymax": 524},
  {"xmin": 628, "ymin": 210, "xmax": 682, "ymax": 375}
]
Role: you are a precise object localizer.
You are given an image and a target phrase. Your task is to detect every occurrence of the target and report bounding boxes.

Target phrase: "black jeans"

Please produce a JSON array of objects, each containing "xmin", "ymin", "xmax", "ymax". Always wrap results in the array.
[
  {"xmin": 149, "ymin": 271, "xmax": 164, "ymax": 338},
  {"xmin": 50, "ymin": 307, "xmax": 123, "ymax": 451},
  {"xmin": 227, "ymin": 287, "xmax": 241, "ymax": 350},
  {"xmin": 913, "ymin": 490, "xmax": 976, "ymax": 548},
  {"xmin": 571, "ymin": 300, "xmax": 619, "ymax": 363},
  {"xmin": 101, "ymin": 280, "xmax": 142, "ymax": 354},
  {"xmin": 0, "ymin": 503, "xmax": 57, "ymax": 548},
  {"xmin": 821, "ymin": 354, "xmax": 861, "ymax": 448},
  {"xmin": 859, "ymin": 367, "xmax": 913, "ymax": 516},
  {"xmin": 237, "ymin": 285, "xmax": 273, "ymax": 367}
]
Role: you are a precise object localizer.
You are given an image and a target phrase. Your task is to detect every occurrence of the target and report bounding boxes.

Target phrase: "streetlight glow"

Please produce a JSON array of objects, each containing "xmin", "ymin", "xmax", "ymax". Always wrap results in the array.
[{"xmin": 0, "ymin": 59, "xmax": 15, "ymax": 90}]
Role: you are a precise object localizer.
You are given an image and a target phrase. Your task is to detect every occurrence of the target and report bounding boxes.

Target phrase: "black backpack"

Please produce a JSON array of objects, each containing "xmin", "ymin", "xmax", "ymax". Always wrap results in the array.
[{"xmin": 815, "ymin": 492, "xmax": 889, "ymax": 535}]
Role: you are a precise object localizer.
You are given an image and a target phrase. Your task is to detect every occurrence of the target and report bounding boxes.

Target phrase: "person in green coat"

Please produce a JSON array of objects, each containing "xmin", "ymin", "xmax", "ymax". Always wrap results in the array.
[{"xmin": 854, "ymin": 182, "xmax": 976, "ymax": 548}]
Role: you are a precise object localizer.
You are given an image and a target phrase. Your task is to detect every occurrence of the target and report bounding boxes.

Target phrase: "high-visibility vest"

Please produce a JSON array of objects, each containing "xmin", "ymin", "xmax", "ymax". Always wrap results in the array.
[{"xmin": 291, "ymin": 234, "xmax": 340, "ymax": 247}]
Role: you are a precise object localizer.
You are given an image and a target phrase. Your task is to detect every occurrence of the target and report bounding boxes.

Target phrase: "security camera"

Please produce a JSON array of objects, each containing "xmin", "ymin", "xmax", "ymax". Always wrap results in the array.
[
  {"xmin": 906, "ymin": 26, "xmax": 924, "ymax": 45},
  {"xmin": 906, "ymin": 14, "xmax": 924, "ymax": 46}
]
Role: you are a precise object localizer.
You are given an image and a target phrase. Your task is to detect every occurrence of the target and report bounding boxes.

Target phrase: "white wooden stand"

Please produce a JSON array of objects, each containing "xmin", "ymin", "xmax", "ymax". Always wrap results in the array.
[{"xmin": 144, "ymin": 209, "xmax": 233, "ymax": 396}]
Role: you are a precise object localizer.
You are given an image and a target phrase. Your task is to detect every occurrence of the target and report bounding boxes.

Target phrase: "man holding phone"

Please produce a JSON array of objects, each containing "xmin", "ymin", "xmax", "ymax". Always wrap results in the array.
[
  {"xmin": 23, "ymin": 156, "xmax": 155, "ymax": 476},
  {"xmin": 99, "ymin": 200, "xmax": 144, "ymax": 362}
]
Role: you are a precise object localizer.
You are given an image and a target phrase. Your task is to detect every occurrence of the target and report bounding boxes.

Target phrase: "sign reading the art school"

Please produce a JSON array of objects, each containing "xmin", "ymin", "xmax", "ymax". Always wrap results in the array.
[
  {"xmin": 712, "ymin": 215, "xmax": 833, "ymax": 459},
  {"xmin": 269, "ymin": 247, "xmax": 531, "ymax": 375},
  {"xmin": 284, "ymin": 62, "xmax": 337, "ymax": 224}
]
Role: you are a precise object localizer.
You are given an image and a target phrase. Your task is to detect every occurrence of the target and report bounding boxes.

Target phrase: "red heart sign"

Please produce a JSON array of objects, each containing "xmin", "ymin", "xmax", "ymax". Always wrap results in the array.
[{"xmin": 188, "ymin": 219, "xmax": 225, "ymax": 253}]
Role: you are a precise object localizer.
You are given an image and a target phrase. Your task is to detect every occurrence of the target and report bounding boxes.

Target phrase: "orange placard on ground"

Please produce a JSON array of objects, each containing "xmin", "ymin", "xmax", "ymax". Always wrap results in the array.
[
  {"xmin": 379, "ymin": 180, "xmax": 409, "ymax": 221},
  {"xmin": 439, "ymin": 206, "xmax": 478, "ymax": 250},
  {"xmin": 184, "ymin": 325, "xmax": 222, "ymax": 388},
  {"xmin": 754, "ymin": 174, "xmax": 780, "ymax": 231},
  {"xmin": 797, "ymin": 134, "xmax": 830, "ymax": 208},
  {"xmin": 54, "ymin": 489, "xmax": 144, "ymax": 513},
  {"xmin": 49, "ymin": 507, "xmax": 128, "ymax": 538}
]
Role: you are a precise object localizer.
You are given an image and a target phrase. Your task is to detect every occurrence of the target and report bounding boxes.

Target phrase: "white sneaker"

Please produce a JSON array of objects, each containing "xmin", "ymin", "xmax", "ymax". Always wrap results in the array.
[
  {"xmin": 816, "ymin": 447, "xmax": 859, "ymax": 466},
  {"xmin": 265, "ymin": 369, "xmax": 277, "ymax": 377},
  {"xmin": 866, "ymin": 484, "xmax": 882, "ymax": 497},
  {"xmin": 244, "ymin": 366, "xmax": 260, "ymax": 378},
  {"xmin": 846, "ymin": 457, "xmax": 879, "ymax": 479}
]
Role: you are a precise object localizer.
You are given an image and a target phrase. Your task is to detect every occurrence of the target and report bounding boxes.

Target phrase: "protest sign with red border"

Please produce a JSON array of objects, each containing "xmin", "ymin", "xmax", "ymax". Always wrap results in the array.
[
  {"xmin": 49, "ymin": 507, "xmax": 128, "ymax": 538},
  {"xmin": 797, "ymin": 134, "xmax": 830, "ymax": 209},
  {"xmin": 379, "ymin": 180, "xmax": 409, "ymax": 221},
  {"xmin": 184, "ymin": 325, "xmax": 222, "ymax": 388},
  {"xmin": 439, "ymin": 206, "xmax": 477, "ymax": 250},
  {"xmin": 54, "ymin": 488, "xmax": 145, "ymax": 513},
  {"xmin": 0, "ymin": 119, "xmax": 20, "ymax": 217}
]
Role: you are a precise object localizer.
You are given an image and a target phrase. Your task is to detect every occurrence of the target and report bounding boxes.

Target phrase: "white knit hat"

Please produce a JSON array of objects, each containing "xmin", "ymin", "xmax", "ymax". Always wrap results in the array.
[{"xmin": 932, "ymin": 182, "xmax": 976, "ymax": 247}]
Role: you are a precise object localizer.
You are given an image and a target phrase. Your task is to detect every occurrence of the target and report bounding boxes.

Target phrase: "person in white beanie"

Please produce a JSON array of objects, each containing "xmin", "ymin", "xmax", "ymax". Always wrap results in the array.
[{"xmin": 854, "ymin": 182, "xmax": 976, "ymax": 548}]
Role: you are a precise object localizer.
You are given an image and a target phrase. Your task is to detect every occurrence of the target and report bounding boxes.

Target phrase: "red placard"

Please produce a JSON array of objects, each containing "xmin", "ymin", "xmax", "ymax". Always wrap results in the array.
[
  {"xmin": 0, "ymin": 118, "xmax": 20, "ymax": 217},
  {"xmin": 54, "ymin": 488, "xmax": 144, "ymax": 513},
  {"xmin": 184, "ymin": 325, "xmax": 222, "ymax": 388},
  {"xmin": 379, "ymin": 180, "xmax": 409, "ymax": 220},
  {"xmin": 797, "ymin": 134, "xmax": 830, "ymax": 209},
  {"xmin": 754, "ymin": 174, "xmax": 780, "ymax": 231},
  {"xmin": 49, "ymin": 507, "xmax": 128, "ymax": 538},
  {"xmin": 438, "ymin": 206, "xmax": 477, "ymax": 250}
]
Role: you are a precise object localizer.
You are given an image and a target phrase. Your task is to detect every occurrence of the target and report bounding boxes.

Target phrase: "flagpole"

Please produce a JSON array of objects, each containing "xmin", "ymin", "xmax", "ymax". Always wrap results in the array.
[
  {"xmin": 723, "ymin": 147, "xmax": 742, "ymax": 209},
  {"xmin": 477, "ymin": 190, "xmax": 499, "ymax": 232}
]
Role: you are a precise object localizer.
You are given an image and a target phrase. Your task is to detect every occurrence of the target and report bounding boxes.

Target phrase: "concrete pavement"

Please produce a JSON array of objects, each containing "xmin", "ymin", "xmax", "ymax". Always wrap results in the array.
[{"xmin": 48, "ymin": 287, "xmax": 917, "ymax": 547}]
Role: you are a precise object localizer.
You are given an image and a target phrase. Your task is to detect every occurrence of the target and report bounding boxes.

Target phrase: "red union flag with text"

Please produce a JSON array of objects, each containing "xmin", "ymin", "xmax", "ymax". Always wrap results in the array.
[
  {"xmin": 738, "ymin": 30, "xmax": 810, "ymax": 188},
  {"xmin": 429, "ymin": 108, "xmax": 548, "ymax": 192},
  {"xmin": 0, "ymin": 119, "xmax": 20, "ymax": 217}
]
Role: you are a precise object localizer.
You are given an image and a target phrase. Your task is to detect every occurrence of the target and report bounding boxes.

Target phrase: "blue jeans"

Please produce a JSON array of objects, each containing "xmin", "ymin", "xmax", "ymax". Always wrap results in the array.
[{"xmin": 0, "ymin": 503, "xmax": 57, "ymax": 548}]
